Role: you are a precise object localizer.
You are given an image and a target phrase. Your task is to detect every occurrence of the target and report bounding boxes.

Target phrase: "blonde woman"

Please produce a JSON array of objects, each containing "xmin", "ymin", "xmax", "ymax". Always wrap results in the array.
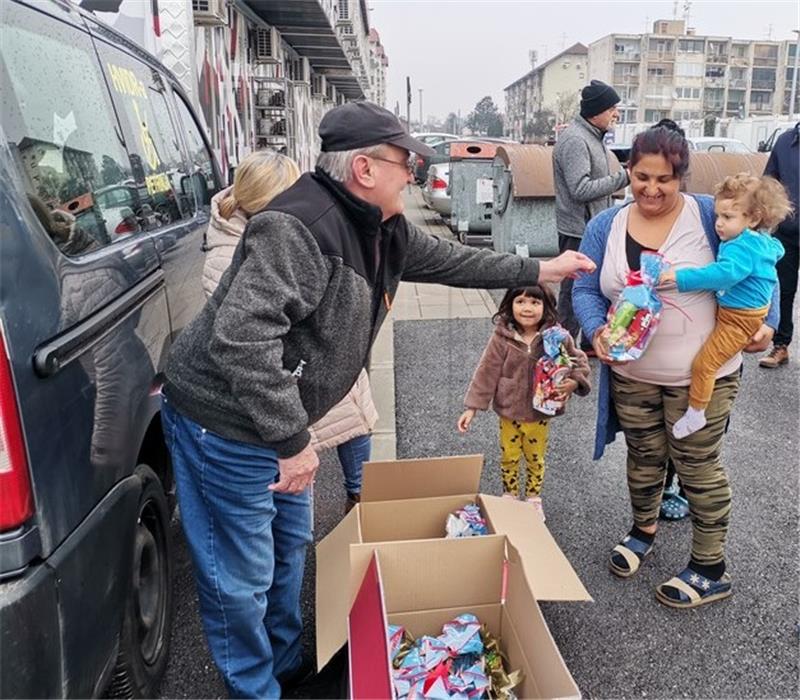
[
  {"xmin": 203, "ymin": 150, "xmax": 378, "ymax": 514},
  {"xmin": 202, "ymin": 150, "xmax": 301, "ymax": 297}
]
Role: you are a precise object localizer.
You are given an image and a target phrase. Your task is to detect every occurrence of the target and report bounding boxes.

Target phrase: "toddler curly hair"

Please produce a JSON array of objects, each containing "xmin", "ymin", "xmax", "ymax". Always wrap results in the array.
[{"xmin": 713, "ymin": 173, "xmax": 793, "ymax": 232}]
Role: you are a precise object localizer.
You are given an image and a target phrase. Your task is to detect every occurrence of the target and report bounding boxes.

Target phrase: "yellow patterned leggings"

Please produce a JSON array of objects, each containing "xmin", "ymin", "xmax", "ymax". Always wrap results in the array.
[{"xmin": 499, "ymin": 417, "xmax": 550, "ymax": 498}]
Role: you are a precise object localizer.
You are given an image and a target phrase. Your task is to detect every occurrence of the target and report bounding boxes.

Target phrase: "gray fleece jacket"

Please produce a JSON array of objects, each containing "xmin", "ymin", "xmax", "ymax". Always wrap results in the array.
[
  {"xmin": 163, "ymin": 170, "xmax": 542, "ymax": 457},
  {"xmin": 552, "ymin": 116, "xmax": 629, "ymax": 239}
]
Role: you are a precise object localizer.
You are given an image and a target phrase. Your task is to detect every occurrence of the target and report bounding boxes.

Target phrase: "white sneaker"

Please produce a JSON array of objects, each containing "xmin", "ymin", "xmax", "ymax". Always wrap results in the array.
[{"xmin": 526, "ymin": 496, "xmax": 546, "ymax": 522}]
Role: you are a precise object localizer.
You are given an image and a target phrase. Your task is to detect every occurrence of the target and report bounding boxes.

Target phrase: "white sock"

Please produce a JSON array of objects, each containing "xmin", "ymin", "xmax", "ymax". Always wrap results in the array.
[{"xmin": 673, "ymin": 407, "xmax": 707, "ymax": 439}]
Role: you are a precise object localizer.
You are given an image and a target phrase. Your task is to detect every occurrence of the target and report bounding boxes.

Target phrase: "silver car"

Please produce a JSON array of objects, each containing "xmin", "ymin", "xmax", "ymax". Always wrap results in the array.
[{"xmin": 422, "ymin": 162, "xmax": 451, "ymax": 216}]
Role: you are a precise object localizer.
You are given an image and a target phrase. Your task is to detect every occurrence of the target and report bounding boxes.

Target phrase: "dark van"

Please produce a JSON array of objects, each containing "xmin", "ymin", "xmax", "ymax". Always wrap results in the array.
[{"xmin": 0, "ymin": 1, "xmax": 221, "ymax": 696}]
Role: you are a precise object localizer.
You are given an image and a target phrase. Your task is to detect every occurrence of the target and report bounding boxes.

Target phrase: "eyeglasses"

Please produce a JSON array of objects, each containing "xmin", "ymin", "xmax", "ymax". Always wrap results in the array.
[{"xmin": 368, "ymin": 154, "xmax": 414, "ymax": 175}]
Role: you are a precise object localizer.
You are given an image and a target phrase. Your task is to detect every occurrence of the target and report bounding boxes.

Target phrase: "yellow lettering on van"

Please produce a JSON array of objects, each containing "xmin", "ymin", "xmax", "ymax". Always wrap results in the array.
[
  {"xmin": 145, "ymin": 173, "xmax": 171, "ymax": 196},
  {"xmin": 132, "ymin": 100, "xmax": 161, "ymax": 171},
  {"xmin": 106, "ymin": 63, "xmax": 147, "ymax": 99}
]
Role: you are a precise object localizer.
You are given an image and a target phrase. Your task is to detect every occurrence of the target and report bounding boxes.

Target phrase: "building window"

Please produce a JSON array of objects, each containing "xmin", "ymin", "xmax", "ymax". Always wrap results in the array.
[{"xmin": 678, "ymin": 39, "xmax": 703, "ymax": 53}]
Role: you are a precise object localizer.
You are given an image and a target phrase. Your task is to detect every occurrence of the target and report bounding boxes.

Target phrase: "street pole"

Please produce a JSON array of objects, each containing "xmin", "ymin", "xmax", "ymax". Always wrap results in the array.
[
  {"xmin": 406, "ymin": 76, "xmax": 411, "ymax": 132},
  {"xmin": 790, "ymin": 29, "xmax": 800, "ymax": 118},
  {"xmin": 418, "ymin": 88, "xmax": 423, "ymax": 130}
]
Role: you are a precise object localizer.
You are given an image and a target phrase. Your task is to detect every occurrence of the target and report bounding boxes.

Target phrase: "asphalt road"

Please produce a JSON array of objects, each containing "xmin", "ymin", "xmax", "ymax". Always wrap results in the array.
[{"xmin": 393, "ymin": 315, "xmax": 799, "ymax": 700}]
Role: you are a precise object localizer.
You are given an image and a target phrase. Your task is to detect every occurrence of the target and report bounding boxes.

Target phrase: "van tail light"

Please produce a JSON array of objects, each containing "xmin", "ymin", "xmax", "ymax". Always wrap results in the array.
[
  {"xmin": 431, "ymin": 177, "xmax": 448, "ymax": 190},
  {"xmin": 0, "ymin": 330, "xmax": 33, "ymax": 531}
]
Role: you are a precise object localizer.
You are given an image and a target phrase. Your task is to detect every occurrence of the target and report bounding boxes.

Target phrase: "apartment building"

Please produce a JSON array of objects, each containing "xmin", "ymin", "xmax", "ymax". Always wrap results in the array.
[
  {"xmin": 368, "ymin": 29, "xmax": 389, "ymax": 107},
  {"xmin": 504, "ymin": 43, "xmax": 589, "ymax": 142},
  {"xmin": 589, "ymin": 19, "xmax": 799, "ymax": 124}
]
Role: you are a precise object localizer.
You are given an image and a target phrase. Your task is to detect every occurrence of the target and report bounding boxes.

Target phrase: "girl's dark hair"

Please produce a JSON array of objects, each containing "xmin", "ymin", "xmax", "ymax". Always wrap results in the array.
[
  {"xmin": 629, "ymin": 119, "xmax": 690, "ymax": 179},
  {"xmin": 493, "ymin": 285, "xmax": 559, "ymax": 330}
]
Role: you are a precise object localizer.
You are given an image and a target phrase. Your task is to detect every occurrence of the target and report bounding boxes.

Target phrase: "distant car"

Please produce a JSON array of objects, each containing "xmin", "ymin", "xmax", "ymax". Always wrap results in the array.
[
  {"xmin": 687, "ymin": 137, "xmax": 754, "ymax": 153},
  {"xmin": 411, "ymin": 132, "xmax": 460, "ymax": 146},
  {"xmin": 422, "ymin": 162, "xmax": 451, "ymax": 216},
  {"xmin": 608, "ymin": 143, "xmax": 632, "ymax": 165}
]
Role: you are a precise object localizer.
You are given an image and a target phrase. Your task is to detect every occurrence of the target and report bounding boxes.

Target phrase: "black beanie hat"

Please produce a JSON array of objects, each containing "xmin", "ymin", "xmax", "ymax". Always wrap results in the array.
[{"xmin": 580, "ymin": 80, "xmax": 620, "ymax": 119}]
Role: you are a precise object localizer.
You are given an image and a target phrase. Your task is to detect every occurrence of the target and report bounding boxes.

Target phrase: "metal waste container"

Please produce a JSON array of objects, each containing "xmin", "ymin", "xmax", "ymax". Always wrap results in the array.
[
  {"xmin": 492, "ymin": 144, "xmax": 624, "ymax": 256},
  {"xmin": 683, "ymin": 152, "xmax": 769, "ymax": 194},
  {"xmin": 448, "ymin": 142, "xmax": 500, "ymax": 245}
]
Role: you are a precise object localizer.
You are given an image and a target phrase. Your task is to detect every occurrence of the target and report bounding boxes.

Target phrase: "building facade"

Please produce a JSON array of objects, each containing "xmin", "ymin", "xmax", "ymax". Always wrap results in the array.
[
  {"xmin": 589, "ymin": 20, "xmax": 799, "ymax": 126},
  {"xmin": 90, "ymin": 0, "xmax": 387, "ymax": 174},
  {"xmin": 504, "ymin": 43, "xmax": 589, "ymax": 142}
]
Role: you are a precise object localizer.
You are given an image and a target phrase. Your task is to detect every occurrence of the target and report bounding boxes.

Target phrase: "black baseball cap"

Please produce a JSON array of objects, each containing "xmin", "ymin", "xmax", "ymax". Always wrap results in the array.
[{"xmin": 319, "ymin": 101, "xmax": 435, "ymax": 155}]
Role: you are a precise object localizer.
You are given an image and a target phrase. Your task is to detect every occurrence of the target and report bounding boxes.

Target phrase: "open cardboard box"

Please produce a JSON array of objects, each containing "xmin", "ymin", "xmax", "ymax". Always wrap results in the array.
[
  {"xmin": 347, "ymin": 535, "xmax": 581, "ymax": 700},
  {"xmin": 316, "ymin": 455, "xmax": 591, "ymax": 673}
]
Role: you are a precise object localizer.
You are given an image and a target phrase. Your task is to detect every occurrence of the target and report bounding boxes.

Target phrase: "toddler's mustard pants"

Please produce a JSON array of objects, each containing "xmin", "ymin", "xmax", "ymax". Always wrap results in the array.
[
  {"xmin": 499, "ymin": 417, "xmax": 550, "ymax": 497},
  {"xmin": 689, "ymin": 305, "xmax": 767, "ymax": 410}
]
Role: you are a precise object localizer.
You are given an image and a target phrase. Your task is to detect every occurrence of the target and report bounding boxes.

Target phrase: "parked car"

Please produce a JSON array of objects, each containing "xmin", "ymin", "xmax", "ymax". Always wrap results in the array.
[
  {"xmin": 0, "ymin": 1, "xmax": 222, "ymax": 697},
  {"xmin": 411, "ymin": 132, "xmax": 460, "ymax": 145},
  {"xmin": 687, "ymin": 137, "xmax": 754, "ymax": 153},
  {"xmin": 421, "ymin": 162, "xmax": 451, "ymax": 216}
]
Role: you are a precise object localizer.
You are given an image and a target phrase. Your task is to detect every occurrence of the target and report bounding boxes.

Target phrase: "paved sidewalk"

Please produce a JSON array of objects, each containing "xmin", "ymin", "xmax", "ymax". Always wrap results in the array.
[{"xmin": 370, "ymin": 186, "xmax": 496, "ymax": 459}]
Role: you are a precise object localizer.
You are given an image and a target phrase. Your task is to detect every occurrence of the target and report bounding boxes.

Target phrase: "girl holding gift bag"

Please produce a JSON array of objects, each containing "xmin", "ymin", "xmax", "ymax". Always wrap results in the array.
[{"xmin": 457, "ymin": 285, "xmax": 591, "ymax": 520}]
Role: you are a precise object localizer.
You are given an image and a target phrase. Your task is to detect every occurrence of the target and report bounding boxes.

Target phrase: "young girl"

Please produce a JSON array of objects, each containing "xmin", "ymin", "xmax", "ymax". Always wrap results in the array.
[
  {"xmin": 457, "ymin": 285, "xmax": 591, "ymax": 520},
  {"xmin": 661, "ymin": 173, "xmax": 792, "ymax": 439}
]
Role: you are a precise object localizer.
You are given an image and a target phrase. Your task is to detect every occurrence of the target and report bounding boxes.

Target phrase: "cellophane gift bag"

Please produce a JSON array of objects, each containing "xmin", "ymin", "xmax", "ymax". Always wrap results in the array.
[
  {"xmin": 602, "ymin": 251, "xmax": 668, "ymax": 361},
  {"xmin": 532, "ymin": 325, "xmax": 573, "ymax": 416}
]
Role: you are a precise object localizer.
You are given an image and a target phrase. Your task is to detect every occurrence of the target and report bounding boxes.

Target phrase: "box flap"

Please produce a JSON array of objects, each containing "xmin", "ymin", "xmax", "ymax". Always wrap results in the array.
[
  {"xmin": 361, "ymin": 454, "xmax": 483, "ymax": 502},
  {"xmin": 503, "ymin": 544, "xmax": 581, "ymax": 699},
  {"xmin": 348, "ymin": 554, "xmax": 393, "ymax": 700},
  {"xmin": 316, "ymin": 507, "xmax": 362, "ymax": 670},
  {"xmin": 479, "ymin": 495, "xmax": 591, "ymax": 602},
  {"xmin": 351, "ymin": 535, "xmax": 506, "ymax": 614}
]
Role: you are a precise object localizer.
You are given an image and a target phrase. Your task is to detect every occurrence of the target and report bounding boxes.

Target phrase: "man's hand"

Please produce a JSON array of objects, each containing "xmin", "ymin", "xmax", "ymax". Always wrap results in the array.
[
  {"xmin": 271, "ymin": 443, "xmax": 319, "ymax": 494},
  {"xmin": 538, "ymin": 251, "xmax": 597, "ymax": 284},
  {"xmin": 743, "ymin": 323, "xmax": 774, "ymax": 353}
]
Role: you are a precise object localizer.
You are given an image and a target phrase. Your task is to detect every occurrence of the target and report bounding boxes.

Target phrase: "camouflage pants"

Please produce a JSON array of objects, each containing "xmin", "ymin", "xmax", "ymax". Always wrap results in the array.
[
  {"xmin": 611, "ymin": 371, "xmax": 740, "ymax": 565},
  {"xmin": 499, "ymin": 417, "xmax": 550, "ymax": 498}
]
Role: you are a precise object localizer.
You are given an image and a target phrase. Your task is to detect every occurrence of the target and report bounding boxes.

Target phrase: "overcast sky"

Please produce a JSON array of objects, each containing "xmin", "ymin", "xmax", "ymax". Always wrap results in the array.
[{"xmin": 368, "ymin": 0, "xmax": 800, "ymax": 122}]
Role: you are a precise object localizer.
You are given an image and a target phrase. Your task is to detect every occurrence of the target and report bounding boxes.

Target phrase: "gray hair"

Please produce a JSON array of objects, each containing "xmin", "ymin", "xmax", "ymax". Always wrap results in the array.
[{"xmin": 315, "ymin": 144, "xmax": 386, "ymax": 183}]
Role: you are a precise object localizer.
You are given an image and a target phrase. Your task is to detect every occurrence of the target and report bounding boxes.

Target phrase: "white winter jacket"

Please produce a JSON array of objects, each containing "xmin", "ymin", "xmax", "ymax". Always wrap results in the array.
[
  {"xmin": 201, "ymin": 188, "xmax": 378, "ymax": 451},
  {"xmin": 202, "ymin": 187, "xmax": 249, "ymax": 299}
]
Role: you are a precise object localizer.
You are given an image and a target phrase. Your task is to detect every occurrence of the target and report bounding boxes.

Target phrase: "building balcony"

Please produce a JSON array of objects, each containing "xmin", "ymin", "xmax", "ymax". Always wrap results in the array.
[
  {"xmin": 751, "ymin": 80, "xmax": 776, "ymax": 90},
  {"xmin": 613, "ymin": 74, "xmax": 639, "ymax": 85},
  {"xmin": 750, "ymin": 103, "xmax": 773, "ymax": 112},
  {"xmin": 646, "ymin": 75, "xmax": 675, "ymax": 84},
  {"xmin": 752, "ymin": 57, "xmax": 779, "ymax": 67},
  {"xmin": 706, "ymin": 53, "xmax": 729, "ymax": 64},
  {"xmin": 729, "ymin": 56, "xmax": 750, "ymax": 66},
  {"xmin": 614, "ymin": 52, "xmax": 641, "ymax": 62},
  {"xmin": 242, "ymin": 0, "xmax": 371, "ymax": 99},
  {"xmin": 704, "ymin": 76, "xmax": 726, "ymax": 87},
  {"xmin": 728, "ymin": 78, "xmax": 747, "ymax": 89},
  {"xmin": 646, "ymin": 51, "xmax": 675, "ymax": 61}
]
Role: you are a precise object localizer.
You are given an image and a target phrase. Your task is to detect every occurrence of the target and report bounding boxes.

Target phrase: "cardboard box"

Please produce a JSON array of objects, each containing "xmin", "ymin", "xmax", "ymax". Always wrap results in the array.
[
  {"xmin": 316, "ymin": 455, "xmax": 591, "ymax": 675},
  {"xmin": 348, "ymin": 535, "xmax": 581, "ymax": 700}
]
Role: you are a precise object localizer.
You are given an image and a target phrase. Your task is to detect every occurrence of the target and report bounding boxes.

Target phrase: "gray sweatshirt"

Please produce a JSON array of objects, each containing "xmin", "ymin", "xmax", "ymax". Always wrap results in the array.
[
  {"xmin": 553, "ymin": 116, "xmax": 629, "ymax": 239},
  {"xmin": 164, "ymin": 171, "xmax": 542, "ymax": 457}
]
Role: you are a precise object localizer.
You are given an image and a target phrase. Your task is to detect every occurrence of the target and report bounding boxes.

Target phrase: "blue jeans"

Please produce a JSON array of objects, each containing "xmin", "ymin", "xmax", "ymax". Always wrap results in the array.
[
  {"xmin": 336, "ymin": 434, "xmax": 371, "ymax": 495},
  {"xmin": 161, "ymin": 399, "xmax": 312, "ymax": 698}
]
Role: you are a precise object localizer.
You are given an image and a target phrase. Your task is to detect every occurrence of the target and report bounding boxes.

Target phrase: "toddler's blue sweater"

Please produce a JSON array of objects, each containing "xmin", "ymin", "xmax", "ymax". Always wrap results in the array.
[{"xmin": 675, "ymin": 229, "xmax": 785, "ymax": 309}]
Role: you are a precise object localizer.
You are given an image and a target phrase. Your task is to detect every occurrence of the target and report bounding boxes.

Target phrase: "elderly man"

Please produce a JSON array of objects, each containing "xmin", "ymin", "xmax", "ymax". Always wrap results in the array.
[
  {"xmin": 553, "ymin": 79, "xmax": 630, "ymax": 348},
  {"xmin": 160, "ymin": 101, "xmax": 595, "ymax": 698}
]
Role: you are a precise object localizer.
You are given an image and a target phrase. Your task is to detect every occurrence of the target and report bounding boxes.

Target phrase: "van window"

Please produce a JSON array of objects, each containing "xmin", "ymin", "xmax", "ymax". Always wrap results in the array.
[
  {"xmin": 0, "ymin": 3, "xmax": 137, "ymax": 254},
  {"xmin": 96, "ymin": 44, "xmax": 192, "ymax": 228},
  {"xmin": 171, "ymin": 92, "xmax": 219, "ymax": 211}
]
